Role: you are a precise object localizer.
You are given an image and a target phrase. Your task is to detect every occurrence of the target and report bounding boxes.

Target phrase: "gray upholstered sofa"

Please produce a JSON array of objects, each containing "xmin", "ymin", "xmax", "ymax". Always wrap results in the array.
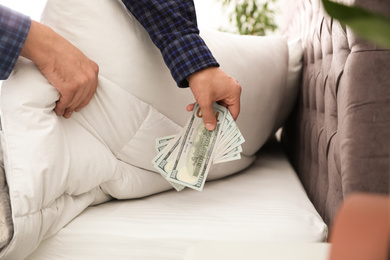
[{"xmin": 282, "ymin": 0, "xmax": 390, "ymax": 225}]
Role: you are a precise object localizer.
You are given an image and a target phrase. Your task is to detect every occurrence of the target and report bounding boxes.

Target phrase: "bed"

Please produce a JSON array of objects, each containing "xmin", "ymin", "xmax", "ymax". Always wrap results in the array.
[{"xmin": 0, "ymin": 0, "xmax": 388, "ymax": 259}]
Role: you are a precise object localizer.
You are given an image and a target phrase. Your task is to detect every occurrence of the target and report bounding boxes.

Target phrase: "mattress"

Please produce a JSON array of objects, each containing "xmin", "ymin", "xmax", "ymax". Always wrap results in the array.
[{"xmin": 26, "ymin": 141, "xmax": 328, "ymax": 260}]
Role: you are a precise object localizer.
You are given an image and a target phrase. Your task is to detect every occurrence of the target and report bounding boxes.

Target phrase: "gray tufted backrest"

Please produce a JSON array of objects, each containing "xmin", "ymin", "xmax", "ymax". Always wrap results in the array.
[{"xmin": 281, "ymin": 0, "xmax": 390, "ymax": 225}]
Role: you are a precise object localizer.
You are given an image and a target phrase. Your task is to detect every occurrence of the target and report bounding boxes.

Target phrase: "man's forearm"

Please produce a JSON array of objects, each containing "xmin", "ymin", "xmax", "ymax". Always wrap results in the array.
[
  {"xmin": 121, "ymin": 1, "xmax": 241, "ymax": 130},
  {"xmin": 121, "ymin": 0, "xmax": 219, "ymax": 87}
]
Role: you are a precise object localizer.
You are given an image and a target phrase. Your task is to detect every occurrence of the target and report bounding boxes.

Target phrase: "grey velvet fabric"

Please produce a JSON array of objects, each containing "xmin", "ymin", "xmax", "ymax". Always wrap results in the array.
[{"xmin": 281, "ymin": 0, "xmax": 390, "ymax": 225}]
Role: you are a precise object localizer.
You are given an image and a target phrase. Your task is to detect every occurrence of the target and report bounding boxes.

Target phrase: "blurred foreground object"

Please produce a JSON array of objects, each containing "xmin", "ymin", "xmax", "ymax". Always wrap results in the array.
[
  {"xmin": 329, "ymin": 193, "xmax": 390, "ymax": 260},
  {"xmin": 322, "ymin": 0, "xmax": 390, "ymax": 48}
]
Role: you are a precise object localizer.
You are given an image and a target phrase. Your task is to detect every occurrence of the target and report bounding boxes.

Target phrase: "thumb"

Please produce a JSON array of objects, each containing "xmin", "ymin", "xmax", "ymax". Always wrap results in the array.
[{"xmin": 198, "ymin": 103, "xmax": 217, "ymax": 131}]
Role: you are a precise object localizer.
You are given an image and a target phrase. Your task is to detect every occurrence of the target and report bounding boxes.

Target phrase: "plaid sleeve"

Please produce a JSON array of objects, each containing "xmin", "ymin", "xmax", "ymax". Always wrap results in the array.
[
  {"xmin": 121, "ymin": 0, "xmax": 220, "ymax": 88},
  {"xmin": 0, "ymin": 4, "xmax": 31, "ymax": 80}
]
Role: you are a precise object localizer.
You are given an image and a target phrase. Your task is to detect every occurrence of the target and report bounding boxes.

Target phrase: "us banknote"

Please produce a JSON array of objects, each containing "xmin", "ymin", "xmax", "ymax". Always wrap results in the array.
[{"xmin": 152, "ymin": 103, "xmax": 244, "ymax": 191}]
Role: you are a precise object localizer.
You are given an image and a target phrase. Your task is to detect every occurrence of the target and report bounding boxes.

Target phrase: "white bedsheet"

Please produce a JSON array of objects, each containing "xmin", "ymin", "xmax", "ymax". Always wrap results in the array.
[{"xmin": 26, "ymin": 142, "xmax": 327, "ymax": 260}]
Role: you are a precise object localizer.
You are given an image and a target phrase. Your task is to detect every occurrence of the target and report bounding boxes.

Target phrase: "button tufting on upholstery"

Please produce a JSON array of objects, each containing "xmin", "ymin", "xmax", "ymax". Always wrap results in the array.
[{"xmin": 282, "ymin": 0, "xmax": 390, "ymax": 226}]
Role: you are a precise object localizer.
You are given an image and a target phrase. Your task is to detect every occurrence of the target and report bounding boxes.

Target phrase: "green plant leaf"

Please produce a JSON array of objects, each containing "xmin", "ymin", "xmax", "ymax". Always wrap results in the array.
[
  {"xmin": 322, "ymin": 0, "xmax": 390, "ymax": 48},
  {"xmin": 217, "ymin": 0, "xmax": 279, "ymax": 36}
]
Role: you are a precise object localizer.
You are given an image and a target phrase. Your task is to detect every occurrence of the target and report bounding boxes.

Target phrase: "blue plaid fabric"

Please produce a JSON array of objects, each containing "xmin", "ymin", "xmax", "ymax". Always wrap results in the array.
[
  {"xmin": 122, "ymin": 0, "xmax": 220, "ymax": 87},
  {"xmin": 0, "ymin": 4, "xmax": 31, "ymax": 80}
]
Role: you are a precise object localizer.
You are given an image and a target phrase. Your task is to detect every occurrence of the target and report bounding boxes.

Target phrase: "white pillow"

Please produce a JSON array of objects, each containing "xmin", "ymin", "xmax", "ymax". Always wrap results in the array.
[
  {"xmin": 40, "ymin": 0, "xmax": 289, "ymax": 158},
  {"xmin": 273, "ymin": 38, "xmax": 303, "ymax": 131}
]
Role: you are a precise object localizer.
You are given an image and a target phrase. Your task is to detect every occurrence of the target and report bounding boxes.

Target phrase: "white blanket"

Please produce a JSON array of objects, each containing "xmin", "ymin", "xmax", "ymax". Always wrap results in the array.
[{"xmin": 0, "ymin": 0, "xmax": 297, "ymax": 259}]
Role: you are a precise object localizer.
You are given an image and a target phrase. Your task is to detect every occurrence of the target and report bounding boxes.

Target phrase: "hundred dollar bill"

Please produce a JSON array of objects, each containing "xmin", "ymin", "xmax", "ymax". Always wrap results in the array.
[
  {"xmin": 155, "ymin": 135, "xmax": 176, "ymax": 147},
  {"xmin": 214, "ymin": 120, "xmax": 238, "ymax": 155},
  {"xmin": 156, "ymin": 144, "xmax": 168, "ymax": 153},
  {"xmin": 214, "ymin": 127, "xmax": 244, "ymax": 160},
  {"xmin": 219, "ymin": 145, "xmax": 243, "ymax": 159},
  {"xmin": 166, "ymin": 103, "xmax": 227, "ymax": 191},
  {"xmin": 213, "ymin": 112, "xmax": 233, "ymax": 154},
  {"xmin": 152, "ymin": 102, "xmax": 244, "ymax": 191},
  {"xmin": 155, "ymin": 135, "xmax": 177, "ymax": 153},
  {"xmin": 152, "ymin": 133, "xmax": 186, "ymax": 191},
  {"xmin": 217, "ymin": 111, "xmax": 234, "ymax": 141},
  {"xmin": 214, "ymin": 152, "xmax": 241, "ymax": 164}
]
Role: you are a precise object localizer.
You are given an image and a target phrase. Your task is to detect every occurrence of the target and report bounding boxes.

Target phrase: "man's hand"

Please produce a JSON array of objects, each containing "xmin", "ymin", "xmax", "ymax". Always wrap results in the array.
[
  {"xmin": 20, "ymin": 20, "xmax": 99, "ymax": 118},
  {"xmin": 186, "ymin": 67, "xmax": 241, "ymax": 130}
]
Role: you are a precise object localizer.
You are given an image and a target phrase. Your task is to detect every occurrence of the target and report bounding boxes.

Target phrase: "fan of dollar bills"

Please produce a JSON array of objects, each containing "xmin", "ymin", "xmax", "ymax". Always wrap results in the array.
[{"xmin": 152, "ymin": 103, "xmax": 244, "ymax": 191}]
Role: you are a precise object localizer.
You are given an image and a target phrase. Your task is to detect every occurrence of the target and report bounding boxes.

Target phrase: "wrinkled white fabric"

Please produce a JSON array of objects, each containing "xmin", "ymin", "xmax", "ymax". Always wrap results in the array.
[{"xmin": 26, "ymin": 146, "xmax": 328, "ymax": 260}]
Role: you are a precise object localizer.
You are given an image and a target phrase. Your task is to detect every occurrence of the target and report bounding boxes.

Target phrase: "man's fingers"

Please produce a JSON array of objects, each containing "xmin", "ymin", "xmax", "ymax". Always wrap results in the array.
[
  {"xmin": 72, "ymin": 61, "xmax": 99, "ymax": 113},
  {"xmin": 55, "ymin": 61, "xmax": 99, "ymax": 118},
  {"xmin": 54, "ymin": 83, "xmax": 86, "ymax": 118},
  {"xmin": 198, "ymin": 103, "xmax": 217, "ymax": 131},
  {"xmin": 54, "ymin": 92, "xmax": 74, "ymax": 116},
  {"xmin": 75, "ymin": 85, "xmax": 96, "ymax": 112},
  {"xmin": 74, "ymin": 89, "xmax": 94, "ymax": 112},
  {"xmin": 75, "ymin": 77, "xmax": 98, "ymax": 112},
  {"xmin": 228, "ymin": 102, "xmax": 240, "ymax": 121},
  {"xmin": 186, "ymin": 103, "xmax": 195, "ymax": 112}
]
